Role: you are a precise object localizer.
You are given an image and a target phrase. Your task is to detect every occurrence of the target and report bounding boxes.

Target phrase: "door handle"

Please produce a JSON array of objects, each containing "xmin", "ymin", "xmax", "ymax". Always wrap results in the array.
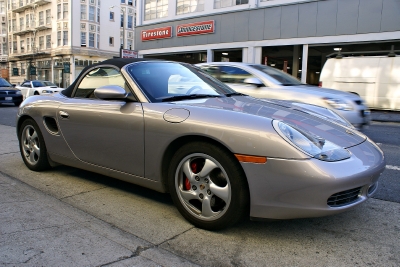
[{"xmin": 59, "ymin": 111, "xmax": 69, "ymax": 119}]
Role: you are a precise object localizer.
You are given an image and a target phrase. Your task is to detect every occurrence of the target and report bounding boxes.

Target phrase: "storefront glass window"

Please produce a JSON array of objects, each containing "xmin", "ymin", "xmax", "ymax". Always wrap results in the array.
[
  {"xmin": 177, "ymin": 0, "xmax": 204, "ymax": 15},
  {"xmin": 144, "ymin": 0, "xmax": 168, "ymax": 21},
  {"xmin": 214, "ymin": 0, "xmax": 248, "ymax": 9}
]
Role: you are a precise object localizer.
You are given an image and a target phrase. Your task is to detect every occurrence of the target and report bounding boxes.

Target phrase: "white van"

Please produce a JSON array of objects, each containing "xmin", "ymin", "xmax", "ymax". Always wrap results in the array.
[{"xmin": 319, "ymin": 56, "xmax": 400, "ymax": 111}]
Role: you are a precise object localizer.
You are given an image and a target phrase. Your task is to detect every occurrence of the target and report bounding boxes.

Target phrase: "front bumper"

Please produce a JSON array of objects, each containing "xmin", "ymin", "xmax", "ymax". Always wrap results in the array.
[
  {"xmin": 242, "ymin": 139, "xmax": 385, "ymax": 219},
  {"xmin": 0, "ymin": 94, "xmax": 23, "ymax": 104}
]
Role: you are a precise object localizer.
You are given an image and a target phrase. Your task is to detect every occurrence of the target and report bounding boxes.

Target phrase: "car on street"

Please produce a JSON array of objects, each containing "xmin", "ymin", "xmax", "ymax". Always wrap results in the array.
[
  {"xmin": 0, "ymin": 78, "xmax": 23, "ymax": 106},
  {"xmin": 16, "ymin": 80, "xmax": 63, "ymax": 99},
  {"xmin": 16, "ymin": 58, "xmax": 385, "ymax": 230},
  {"xmin": 196, "ymin": 62, "xmax": 371, "ymax": 128}
]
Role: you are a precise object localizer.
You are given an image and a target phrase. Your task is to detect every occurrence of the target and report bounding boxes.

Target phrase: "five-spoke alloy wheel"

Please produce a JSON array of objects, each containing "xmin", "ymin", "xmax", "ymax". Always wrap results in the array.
[
  {"xmin": 169, "ymin": 142, "xmax": 249, "ymax": 230},
  {"xmin": 19, "ymin": 119, "xmax": 50, "ymax": 171}
]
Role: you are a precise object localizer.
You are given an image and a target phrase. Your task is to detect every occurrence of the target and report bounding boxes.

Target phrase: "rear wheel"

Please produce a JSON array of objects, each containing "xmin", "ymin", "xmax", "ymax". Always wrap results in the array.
[
  {"xmin": 168, "ymin": 142, "xmax": 249, "ymax": 230},
  {"xmin": 19, "ymin": 119, "xmax": 50, "ymax": 171}
]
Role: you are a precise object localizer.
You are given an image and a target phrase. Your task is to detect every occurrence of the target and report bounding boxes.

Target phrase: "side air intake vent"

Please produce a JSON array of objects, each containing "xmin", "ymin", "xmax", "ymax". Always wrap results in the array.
[{"xmin": 43, "ymin": 117, "xmax": 59, "ymax": 135}]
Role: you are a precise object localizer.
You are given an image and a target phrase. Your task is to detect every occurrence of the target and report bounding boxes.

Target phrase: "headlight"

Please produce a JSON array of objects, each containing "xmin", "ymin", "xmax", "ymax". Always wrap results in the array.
[
  {"xmin": 323, "ymin": 97, "xmax": 353, "ymax": 111},
  {"xmin": 15, "ymin": 90, "xmax": 22, "ymax": 95},
  {"xmin": 273, "ymin": 120, "xmax": 351, "ymax": 161},
  {"xmin": 42, "ymin": 90, "xmax": 53, "ymax": 94}
]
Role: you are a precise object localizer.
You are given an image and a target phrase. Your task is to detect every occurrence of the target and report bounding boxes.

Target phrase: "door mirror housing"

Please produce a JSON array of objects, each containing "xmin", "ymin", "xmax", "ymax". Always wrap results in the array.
[
  {"xmin": 244, "ymin": 77, "xmax": 263, "ymax": 87},
  {"xmin": 94, "ymin": 85, "xmax": 136, "ymax": 101}
]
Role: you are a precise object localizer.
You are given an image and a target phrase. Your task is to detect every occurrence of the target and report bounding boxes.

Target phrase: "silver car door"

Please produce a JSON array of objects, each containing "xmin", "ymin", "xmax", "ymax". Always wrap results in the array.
[{"xmin": 57, "ymin": 66, "xmax": 145, "ymax": 177}]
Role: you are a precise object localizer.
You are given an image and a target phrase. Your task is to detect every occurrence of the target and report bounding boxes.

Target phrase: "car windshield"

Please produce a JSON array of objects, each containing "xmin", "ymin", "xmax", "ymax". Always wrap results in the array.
[
  {"xmin": 250, "ymin": 64, "xmax": 303, "ymax": 86},
  {"xmin": 32, "ymin": 81, "xmax": 45, "ymax": 87},
  {"xmin": 43, "ymin": 81, "xmax": 57, "ymax": 86},
  {"xmin": 0, "ymin": 78, "xmax": 12, "ymax": 87},
  {"xmin": 127, "ymin": 62, "xmax": 235, "ymax": 102}
]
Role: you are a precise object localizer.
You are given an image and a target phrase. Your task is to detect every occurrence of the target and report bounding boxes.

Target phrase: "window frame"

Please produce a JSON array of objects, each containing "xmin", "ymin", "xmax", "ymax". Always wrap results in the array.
[{"xmin": 72, "ymin": 66, "xmax": 129, "ymax": 99}]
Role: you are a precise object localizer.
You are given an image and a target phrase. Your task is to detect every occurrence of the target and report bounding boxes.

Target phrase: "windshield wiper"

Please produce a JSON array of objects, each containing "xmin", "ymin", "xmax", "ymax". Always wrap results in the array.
[
  {"xmin": 225, "ymin": 92, "xmax": 247, "ymax": 97},
  {"xmin": 161, "ymin": 94, "xmax": 223, "ymax": 102}
]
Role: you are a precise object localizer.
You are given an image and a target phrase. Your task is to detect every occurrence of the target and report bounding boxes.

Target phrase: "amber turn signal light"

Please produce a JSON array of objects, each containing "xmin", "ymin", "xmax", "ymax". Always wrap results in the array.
[{"xmin": 234, "ymin": 154, "xmax": 267, "ymax": 164}]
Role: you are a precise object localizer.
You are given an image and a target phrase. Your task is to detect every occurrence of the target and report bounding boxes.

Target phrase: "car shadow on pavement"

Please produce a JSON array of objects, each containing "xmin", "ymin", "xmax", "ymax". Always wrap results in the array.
[{"xmin": 51, "ymin": 165, "xmax": 174, "ymax": 205}]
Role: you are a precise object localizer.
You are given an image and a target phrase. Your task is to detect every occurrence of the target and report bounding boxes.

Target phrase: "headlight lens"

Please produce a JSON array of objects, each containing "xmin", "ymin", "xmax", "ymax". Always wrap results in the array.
[
  {"xmin": 42, "ymin": 90, "xmax": 53, "ymax": 94},
  {"xmin": 323, "ymin": 97, "xmax": 353, "ymax": 111},
  {"xmin": 273, "ymin": 120, "xmax": 351, "ymax": 161},
  {"xmin": 15, "ymin": 90, "xmax": 22, "ymax": 95}
]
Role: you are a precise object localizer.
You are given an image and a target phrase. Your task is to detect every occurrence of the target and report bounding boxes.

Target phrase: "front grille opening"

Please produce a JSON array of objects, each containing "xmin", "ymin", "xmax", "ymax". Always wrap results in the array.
[
  {"xmin": 327, "ymin": 187, "xmax": 362, "ymax": 207},
  {"xmin": 43, "ymin": 117, "xmax": 59, "ymax": 134},
  {"xmin": 368, "ymin": 182, "xmax": 378, "ymax": 195}
]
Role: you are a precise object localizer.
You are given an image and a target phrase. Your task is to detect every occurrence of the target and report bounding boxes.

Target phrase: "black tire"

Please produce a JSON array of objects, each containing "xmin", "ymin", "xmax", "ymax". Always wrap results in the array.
[
  {"xmin": 19, "ymin": 119, "xmax": 51, "ymax": 171},
  {"xmin": 168, "ymin": 141, "xmax": 249, "ymax": 230},
  {"xmin": 34, "ymin": 91, "xmax": 39, "ymax": 95}
]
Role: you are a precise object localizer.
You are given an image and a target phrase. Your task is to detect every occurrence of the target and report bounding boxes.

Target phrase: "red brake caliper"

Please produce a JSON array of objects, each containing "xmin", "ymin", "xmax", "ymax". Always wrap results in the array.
[{"xmin": 184, "ymin": 161, "xmax": 198, "ymax": 190}]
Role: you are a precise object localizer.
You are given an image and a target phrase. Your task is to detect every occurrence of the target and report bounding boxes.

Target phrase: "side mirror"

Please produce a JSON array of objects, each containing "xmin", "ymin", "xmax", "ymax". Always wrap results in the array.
[
  {"xmin": 94, "ymin": 85, "xmax": 131, "ymax": 101},
  {"xmin": 11, "ymin": 84, "xmax": 16, "ymax": 87},
  {"xmin": 244, "ymin": 77, "xmax": 263, "ymax": 87}
]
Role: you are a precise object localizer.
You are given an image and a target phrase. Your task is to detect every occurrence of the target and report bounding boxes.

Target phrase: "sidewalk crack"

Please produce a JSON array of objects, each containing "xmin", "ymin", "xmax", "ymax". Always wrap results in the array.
[{"xmin": 60, "ymin": 186, "xmax": 108, "ymax": 200}]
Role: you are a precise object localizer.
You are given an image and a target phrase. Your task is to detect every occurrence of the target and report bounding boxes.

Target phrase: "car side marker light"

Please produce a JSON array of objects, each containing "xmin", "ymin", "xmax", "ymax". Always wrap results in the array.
[{"xmin": 235, "ymin": 154, "xmax": 267, "ymax": 164}]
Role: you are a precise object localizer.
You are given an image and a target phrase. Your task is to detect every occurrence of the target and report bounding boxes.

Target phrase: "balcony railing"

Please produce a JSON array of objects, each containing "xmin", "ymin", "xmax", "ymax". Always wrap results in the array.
[
  {"xmin": 12, "ymin": 0, "xmax": 50, "ymax": 13},
  {"xmin": 12, "ymin": 25, "xmax": 35, "ymax": 35},
  {"xmin": 35, "ymin": 21, "xmax": 51, "ymax": 31}
]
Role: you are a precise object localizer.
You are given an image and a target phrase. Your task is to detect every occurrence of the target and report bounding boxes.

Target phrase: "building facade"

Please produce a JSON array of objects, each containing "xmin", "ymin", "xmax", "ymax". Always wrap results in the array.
[
  {"xmin": 135, "ymin": 0, "xmax": 400, "ymax": 85},
  {"xmin": 2, "ymin": 0, "xmax": 136, "ymax": 87}
]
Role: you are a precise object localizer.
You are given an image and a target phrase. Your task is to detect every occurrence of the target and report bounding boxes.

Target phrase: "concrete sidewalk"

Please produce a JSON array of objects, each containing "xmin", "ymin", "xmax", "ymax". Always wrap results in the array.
[
  {"xmin": 0, "ymin": 124, "xmax": 198, "ymax": 266},
  {"xmin": 0, "ymin": 171, "xmax": 198, "ymax": 267}
]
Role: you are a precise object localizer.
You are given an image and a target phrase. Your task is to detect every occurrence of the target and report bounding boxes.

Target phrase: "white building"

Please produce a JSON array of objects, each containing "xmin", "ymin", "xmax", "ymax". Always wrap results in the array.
[
  {"xmin": 3, "ymin": 0, "xmax": 136, "ymax": 87},
  {"xmin": 0, "ymin": 0, "xmax": 8, "ymax": 77},
  {"xmin": 135, "ymin": 0, "xmax": 400, "ymax": 85}
]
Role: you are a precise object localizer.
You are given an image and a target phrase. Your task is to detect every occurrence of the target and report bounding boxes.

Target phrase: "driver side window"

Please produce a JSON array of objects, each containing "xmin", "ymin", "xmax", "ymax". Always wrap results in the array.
[
  {"xmin": 73, "ymin": 67, "xmax": 128, "ymax": 99},
  {"xmin": 219, "ymin": 66, "xmax": 254, "ymax": 84}
]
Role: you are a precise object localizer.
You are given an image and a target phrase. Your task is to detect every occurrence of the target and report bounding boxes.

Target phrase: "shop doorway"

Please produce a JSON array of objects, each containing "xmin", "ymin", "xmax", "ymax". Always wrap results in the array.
[
  {"xmin": 213, "ymin": 49, "xmax": 242, "ymax": 62},
  {"xmin": 261, "ymin": 41, "xmax": 400, "ymax": 86}
]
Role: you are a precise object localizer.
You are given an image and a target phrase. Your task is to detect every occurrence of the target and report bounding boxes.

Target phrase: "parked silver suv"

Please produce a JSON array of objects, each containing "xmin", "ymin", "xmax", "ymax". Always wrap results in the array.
[{"xmin": 196, "ymin": 62, "xmax": 370, "ymax": 128}]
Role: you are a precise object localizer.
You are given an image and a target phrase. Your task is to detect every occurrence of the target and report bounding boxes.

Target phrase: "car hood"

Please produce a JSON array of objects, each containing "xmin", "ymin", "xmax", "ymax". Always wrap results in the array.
[
  {"xmin": 0, "ymin": 86, "xmax": 16, "ymax": 90},
  {"xmin": 284, "ymin": 85, "xmax": 360, "ymax": 99},
  {"xmin": 175, "ymin": 95, "xmax": 366, "ymax": 148}
]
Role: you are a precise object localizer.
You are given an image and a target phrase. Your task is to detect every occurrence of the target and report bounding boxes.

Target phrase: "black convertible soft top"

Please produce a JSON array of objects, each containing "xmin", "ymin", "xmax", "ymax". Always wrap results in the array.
[{"xmin": 61, "ymin": 58, "xmax": 159, "ymax": 97}]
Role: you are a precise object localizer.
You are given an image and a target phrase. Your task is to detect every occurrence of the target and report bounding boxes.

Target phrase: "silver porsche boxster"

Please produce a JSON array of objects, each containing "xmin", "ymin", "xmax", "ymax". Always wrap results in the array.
[{"xmin": 16, "ymin": 59, "xmax": 386, "ymax": 230}]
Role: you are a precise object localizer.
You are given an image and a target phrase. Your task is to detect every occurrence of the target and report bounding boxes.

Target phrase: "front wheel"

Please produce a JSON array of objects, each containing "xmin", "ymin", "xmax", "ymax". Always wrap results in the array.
[
  {"xmin": 19, "ymin": 119, "xmax": 50, "ymax": 171},
  {"xmin": 168, "ymin": 142, "xmax": 249, "ymax": 230}
]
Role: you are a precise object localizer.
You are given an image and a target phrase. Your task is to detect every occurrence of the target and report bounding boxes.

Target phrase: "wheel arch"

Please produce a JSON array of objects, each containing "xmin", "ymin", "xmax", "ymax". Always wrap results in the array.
[
  {"xmin": 17, "ymin": 115, "xmax": 34, "ymax": 137},
  {"xmin": 160, "ymin": 135, "xmax": 248, "ymax": 193}
]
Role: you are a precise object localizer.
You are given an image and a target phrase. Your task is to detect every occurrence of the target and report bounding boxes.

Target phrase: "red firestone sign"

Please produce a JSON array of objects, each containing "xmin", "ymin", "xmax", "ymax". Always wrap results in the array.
[
  {"xmin": 141, "ymin": 26, "xmax": 172, "ymax": 41},
  {"xmin": 176, "ymin": 20, "xmax": 215, "ymax": 37}
]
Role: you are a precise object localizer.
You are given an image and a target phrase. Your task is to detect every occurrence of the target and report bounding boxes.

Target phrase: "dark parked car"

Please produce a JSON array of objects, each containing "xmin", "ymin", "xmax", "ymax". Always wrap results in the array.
[{"xmin": 0, "ymin": 78, "xmax": 23, "ymax": 106}]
